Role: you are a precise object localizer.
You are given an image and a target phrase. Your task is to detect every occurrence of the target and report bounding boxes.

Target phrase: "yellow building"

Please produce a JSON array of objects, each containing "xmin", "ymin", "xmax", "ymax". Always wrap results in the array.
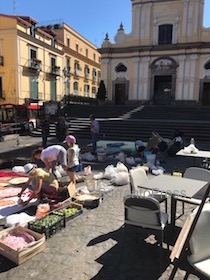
[
  {"xmin": 54, "ymin": 23, "xmax": 101, "ymax": 98},
  {"xmin": 0, "ymin": 14, "xmax": 101, "ymax": 105}
]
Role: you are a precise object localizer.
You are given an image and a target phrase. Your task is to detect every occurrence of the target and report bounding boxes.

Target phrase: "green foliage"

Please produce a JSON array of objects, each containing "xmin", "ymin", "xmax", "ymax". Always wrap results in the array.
[{"xmin": 96, "ymin": 80, "xmax": 107, "ymax": 100}]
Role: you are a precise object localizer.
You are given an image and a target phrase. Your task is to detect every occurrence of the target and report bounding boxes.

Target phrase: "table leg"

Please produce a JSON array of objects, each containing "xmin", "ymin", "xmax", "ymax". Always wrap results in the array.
[{"xmin": 171, "ymin": 195, "xmax": 177, "ymax": 226}]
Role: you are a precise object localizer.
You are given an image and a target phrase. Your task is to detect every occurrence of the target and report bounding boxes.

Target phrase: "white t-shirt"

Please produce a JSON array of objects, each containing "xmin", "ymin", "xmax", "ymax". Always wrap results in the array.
[
  {"xmin": 67, "ymin": 144, "xmax": 80, "ymax": 168},
  {"xmin": 41, "ymin": 145, "xmax": 66, "ymax": 162}
]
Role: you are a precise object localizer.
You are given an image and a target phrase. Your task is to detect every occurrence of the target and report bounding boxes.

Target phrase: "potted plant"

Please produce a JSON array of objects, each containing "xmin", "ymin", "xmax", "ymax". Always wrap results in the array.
[{"xmin": 96, "ymin": 80, "xmax": 107, "ymax": 105}]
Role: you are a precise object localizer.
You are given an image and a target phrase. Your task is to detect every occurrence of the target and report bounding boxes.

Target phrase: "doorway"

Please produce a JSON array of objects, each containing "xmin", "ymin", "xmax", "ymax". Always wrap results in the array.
[
  {"xmin": 202, "ymin": 82, "xmax": 210, "ymax": 106},
  {"xmin": 153, "ymin": 75, "xmax": 172, "ymax": 105},
  {"xmin": 115, "ymin": 84, "xmax": 126, "ymax": 105}
]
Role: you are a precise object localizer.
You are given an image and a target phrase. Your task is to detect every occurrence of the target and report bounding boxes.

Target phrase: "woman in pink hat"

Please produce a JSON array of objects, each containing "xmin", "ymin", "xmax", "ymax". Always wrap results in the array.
[{"xmin": 65, "ymin": 135, "xmax": 80, "ymax": 183}]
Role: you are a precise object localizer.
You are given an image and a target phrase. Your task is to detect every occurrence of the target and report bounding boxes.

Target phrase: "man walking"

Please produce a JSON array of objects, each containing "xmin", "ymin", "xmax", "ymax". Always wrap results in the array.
[
  {"xmin": 41, "ymin": 115, "xmax": 50, "ymax": 148},
  {"xmin": 90, "ymin": 114, "xmax": 99, "ymax": 154}
]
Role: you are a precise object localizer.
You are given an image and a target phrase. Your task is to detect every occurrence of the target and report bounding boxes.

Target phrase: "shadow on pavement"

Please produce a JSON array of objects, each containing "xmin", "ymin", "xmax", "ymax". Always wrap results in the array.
[{"xmin": 87, "ymin": 226, "xmax": 171, "ymax": 280}]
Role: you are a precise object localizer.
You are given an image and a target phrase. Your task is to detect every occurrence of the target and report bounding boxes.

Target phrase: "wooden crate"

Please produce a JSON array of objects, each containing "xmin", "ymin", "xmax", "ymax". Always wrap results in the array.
[{"xmin": 0, "ymin": 225, "xmax": 46, "ymax": 265}]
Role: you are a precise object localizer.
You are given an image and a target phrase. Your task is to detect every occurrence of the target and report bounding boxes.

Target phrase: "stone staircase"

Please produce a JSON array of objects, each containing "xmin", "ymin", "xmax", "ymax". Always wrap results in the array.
[{"xmin": 31, "ymin": 104, "xmax": 210, "ymax": 143}]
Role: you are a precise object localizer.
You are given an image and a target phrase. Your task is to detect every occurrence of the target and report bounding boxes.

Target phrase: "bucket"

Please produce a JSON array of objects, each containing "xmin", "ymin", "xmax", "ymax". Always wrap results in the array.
[
  {"xmin": 97, "ymin": 152, "xmax": 106, "ymax": 162},
  {"xmin": 146, "ymin": 154, "xmax": 156, "ymax": 165},
  {"xmin": 36, "ymin": 203, "xmax": 50, "ymax": 219},
  {"xmin": 77, "ymin": 163, "xmax": 83, "ymax": 172}
]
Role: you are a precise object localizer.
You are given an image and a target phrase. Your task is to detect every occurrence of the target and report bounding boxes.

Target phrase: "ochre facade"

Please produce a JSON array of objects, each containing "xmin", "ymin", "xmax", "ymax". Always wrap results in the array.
[{"xmin": 0, "ymin": 14, "xmax": 101, "ymax": 105}]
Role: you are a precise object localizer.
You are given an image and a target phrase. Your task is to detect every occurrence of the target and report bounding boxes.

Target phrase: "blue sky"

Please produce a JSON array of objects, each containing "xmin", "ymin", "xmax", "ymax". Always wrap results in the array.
[{"xmin": 1, "ymin": 0, "xmax": 210, "ymax": 47}]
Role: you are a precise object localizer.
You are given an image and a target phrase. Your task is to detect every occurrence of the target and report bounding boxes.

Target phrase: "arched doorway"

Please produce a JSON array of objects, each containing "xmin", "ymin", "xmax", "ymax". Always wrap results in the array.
[
  {"xmin": 150, "ymin": 57, "xmax": 178, "ymax": 105},
  {"xmin": 200, "ymin": 61, "xmax": 210, "ymax": 106},
  {"xmin": 113, "ymin": 77, "xmax": 129, "ymax": 105}
]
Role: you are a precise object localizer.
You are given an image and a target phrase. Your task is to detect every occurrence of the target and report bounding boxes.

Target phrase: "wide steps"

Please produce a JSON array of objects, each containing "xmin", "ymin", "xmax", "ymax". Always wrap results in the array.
[{"xmin": 31, "ymin": 118, "xmax": 210, "ymax": 142}]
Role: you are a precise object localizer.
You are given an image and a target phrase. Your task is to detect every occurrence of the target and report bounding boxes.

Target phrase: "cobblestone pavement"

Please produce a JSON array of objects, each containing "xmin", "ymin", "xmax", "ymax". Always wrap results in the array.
[{"xmin": 0, "ymin": 136, "xmax": 210, "ymax": 280}]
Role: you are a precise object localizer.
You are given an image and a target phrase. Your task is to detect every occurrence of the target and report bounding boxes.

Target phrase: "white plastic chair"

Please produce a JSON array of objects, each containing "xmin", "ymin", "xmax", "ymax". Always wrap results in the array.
[
  {"xmin": 188, "ymin": 203, "xmax": 210, "ymax": 278},
  {"xmin": 129, "ymin": 167, "xmax": 168, "ymax": 212},
  {"xmin": 123, "ymin": 195, "xmax": 169, "ymax": 272}
]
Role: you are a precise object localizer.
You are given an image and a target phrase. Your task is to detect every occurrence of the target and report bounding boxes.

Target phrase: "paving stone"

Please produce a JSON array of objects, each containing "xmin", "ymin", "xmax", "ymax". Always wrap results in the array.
[{"xmin": 0, "ymin": 136, "xmax": 209, "ymax": 279}]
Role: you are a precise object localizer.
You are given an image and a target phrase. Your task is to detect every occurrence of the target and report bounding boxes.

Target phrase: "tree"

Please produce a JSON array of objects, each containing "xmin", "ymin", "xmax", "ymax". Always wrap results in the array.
[{"xmin": 96, "ymin": 80, "xmax": 107, "ymax": 101}]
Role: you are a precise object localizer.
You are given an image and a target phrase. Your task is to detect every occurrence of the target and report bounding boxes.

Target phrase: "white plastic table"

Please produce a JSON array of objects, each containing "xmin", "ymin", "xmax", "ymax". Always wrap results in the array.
[
  {"xmin": 140, "ymin": 174, "xmax": 208, "ymax": 226},
  {"xmin": 176, "ymin": 149, "xmax": 210, "ymax": 166}
]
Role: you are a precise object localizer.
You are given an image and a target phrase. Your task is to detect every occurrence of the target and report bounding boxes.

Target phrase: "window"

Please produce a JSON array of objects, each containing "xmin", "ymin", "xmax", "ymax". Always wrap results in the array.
[
  {"xmin": 86, "ymin": 49, "xmax": 88, "ymax": 57},
  {"xmin": 51, "ymin": 57, "xmax": 56, "ymax": 68},
  {"xmin": 66, "ymin": 58, "xmax": 70, "ymax": 68},
  {"xmin": 92, "ymin": 69, "xmax": 97, "ymax": 80},
  {"xmin": 73, "ymin": 82, "xmax": 79, "ymax": 91},
  {"xmin": 93, "ymin": 53, "xmax": 96, "ymax": 61},
  {"xmin": 115, "ymin": 63, "xmax": 127, "ymax": 72},
  {"xmin": 92, "ymin": 86, "xmax": 96, "ymax": 94},
  {"xmin": 29, "ymin": 76, "xmax": 38, "ymax": 99},
  {"xmin": 85, "ymin": 65, "xmax": 90, "ymax": 74},
  {"xmin": 64, "ymin": 57, "xmax": 71, "ymax": 74},
  {"xmin": 0, "ymin": 77, "xmax": 3, "ymax": 99},
  {"xmin": 30, "ymin": 49, "xmax": 37, "ymax": 60},
  {"xmin": 74, "ymin": 61, "xmax": 80, "ymax": 71},
  {"xmin": 84, "ymin": 84, "xmax": 90, "ymax": 95},
  {"xmin": 76, "ymin": 42, "xmax": 79, "ymax": 52},
  {"xmin": 158, "ymin": 24, "xmax": 173, "ymax": 45},
  {"xmin": 66, "ymin": 79, "xmax": 70, "ymax": 95},
  {"xmin": 67, "ymin": 37, "xmax": 70, "ymax": 47},
  {"xmin": 204, "ymin": 60, "xmax": 210, "ymax": 70},
  {"xmin": 50, "ymin": 80, "xmax": 57, "ymax": 101},
  {"xmin": 30, "ymin": 48, "xmax": 40, "ymax": 69}
]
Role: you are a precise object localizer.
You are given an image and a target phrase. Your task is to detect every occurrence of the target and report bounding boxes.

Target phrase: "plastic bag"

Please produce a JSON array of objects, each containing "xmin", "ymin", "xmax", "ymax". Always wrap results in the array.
[
  {"xmin": 84, "ymin": 165, "xmax": 92, "ymax": 175},
  {"xmin": 103, "ymin": 165, "xmax": 116, "ymax": 179},
  {"xmin": 97, "ymin": 182, "xmax": 114, "ymax": 192},
  {"xmin": 110, "ymin": 171, "xmax": 129, "ymax": 186},
  {"xmin": 5, "ymin": 213, "xmax": 35, "ymax": 227},
  {"xmin": 81, "ymin": 152, "xmax": 96, "ymax": 161},
  {"xmin": 116, "ymin": 162, "xmax": 128, "ymax": 173},
  {"xmin": 76, "ymin": 186, "xmax": 90, "ymax": 195},
  {"xmin": 93, "ymin": 172, "xmax": 104, "ymax": 180},
  {"xmin": 125, "ymin": 156, "xmax": 136, "ymax": 165},
  {"xmin": 12, "ymin": 166, "xmax": 25, "ymax": 174},
  {"xmin": 55, "ymin": 165, "xmax": 67, "ymax": 177}
]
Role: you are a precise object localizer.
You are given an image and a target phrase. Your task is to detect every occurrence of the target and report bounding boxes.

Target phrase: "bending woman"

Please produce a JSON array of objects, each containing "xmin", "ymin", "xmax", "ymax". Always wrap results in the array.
[
  {"xmin": 18, "ymin": 163, "xmax": 68, "ymax": 206},
  {"xmin": 32, "ymin": 145, "xmax": 67, "ymax": 173}
]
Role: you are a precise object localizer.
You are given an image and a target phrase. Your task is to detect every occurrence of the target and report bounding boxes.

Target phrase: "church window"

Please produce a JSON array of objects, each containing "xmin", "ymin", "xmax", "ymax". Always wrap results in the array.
[
  {"xmin": 204, "ymin": 60, "xmax": 210, "ymax": 70},
  {"xmin": 115, "ymin": 63, "xmax": 127, "ymax": 72},
  {"xmin": 158, "ymin": 24, "xmax": 173, "ymax": 45}
]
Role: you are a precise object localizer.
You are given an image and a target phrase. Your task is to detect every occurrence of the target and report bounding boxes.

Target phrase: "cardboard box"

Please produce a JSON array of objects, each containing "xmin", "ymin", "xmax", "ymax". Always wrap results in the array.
[
  {"xmin": 0, "ymin": 225, "xmax": 46, "ymax": 265},
  {"xmin": 67, "ymin": 182, "xmax": 102, "ymax": 209}
]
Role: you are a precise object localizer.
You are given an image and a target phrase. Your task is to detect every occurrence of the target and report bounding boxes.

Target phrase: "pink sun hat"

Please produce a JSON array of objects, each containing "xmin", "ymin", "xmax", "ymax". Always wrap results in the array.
[{"xmin": 64, "ymin": 135, "xmax": 76, "ymax": 144}]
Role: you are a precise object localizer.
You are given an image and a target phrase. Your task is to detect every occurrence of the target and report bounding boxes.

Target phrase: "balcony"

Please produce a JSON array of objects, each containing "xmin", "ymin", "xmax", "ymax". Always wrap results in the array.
[
  {"xmin": 0, "ymin": 56, "xmax": 4, "ymax": 66},
  {"xmin": 51, "ymin": 65, "xmax": 60, "ymax": 76},
  {"xmin": 63, "ymin": 66, "xmax": 71, "ymax": 77},
  {"xmin": 29, "ymin": 58, "xmax": 42, "ymax": 71},
  {"xmin": 74, "ymin": 69, "xmax": 81, "ymax": 79}
]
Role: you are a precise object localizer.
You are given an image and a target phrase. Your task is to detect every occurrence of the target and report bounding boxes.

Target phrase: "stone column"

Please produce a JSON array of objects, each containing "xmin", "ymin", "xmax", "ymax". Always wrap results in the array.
[{"xmin": 177, "ymin": 55, "xmax": 186, "ymax": 100}]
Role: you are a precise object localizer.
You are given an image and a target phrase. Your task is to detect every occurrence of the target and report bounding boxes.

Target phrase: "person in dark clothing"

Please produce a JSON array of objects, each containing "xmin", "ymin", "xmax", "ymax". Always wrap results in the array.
[
  {"xmin": 56, "ymin": 117, "xmax": 69, "ymax": 142},
  {"xmin": 41, "ymin": 115, "xmax": 50, "ymax": 148}
]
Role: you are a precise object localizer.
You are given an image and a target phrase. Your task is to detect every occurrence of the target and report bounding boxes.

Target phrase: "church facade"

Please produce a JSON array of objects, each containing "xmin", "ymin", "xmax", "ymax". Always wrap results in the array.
[{"xmin": 99, "ymin": 0, "xmax": 210, "ymax": 106}]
